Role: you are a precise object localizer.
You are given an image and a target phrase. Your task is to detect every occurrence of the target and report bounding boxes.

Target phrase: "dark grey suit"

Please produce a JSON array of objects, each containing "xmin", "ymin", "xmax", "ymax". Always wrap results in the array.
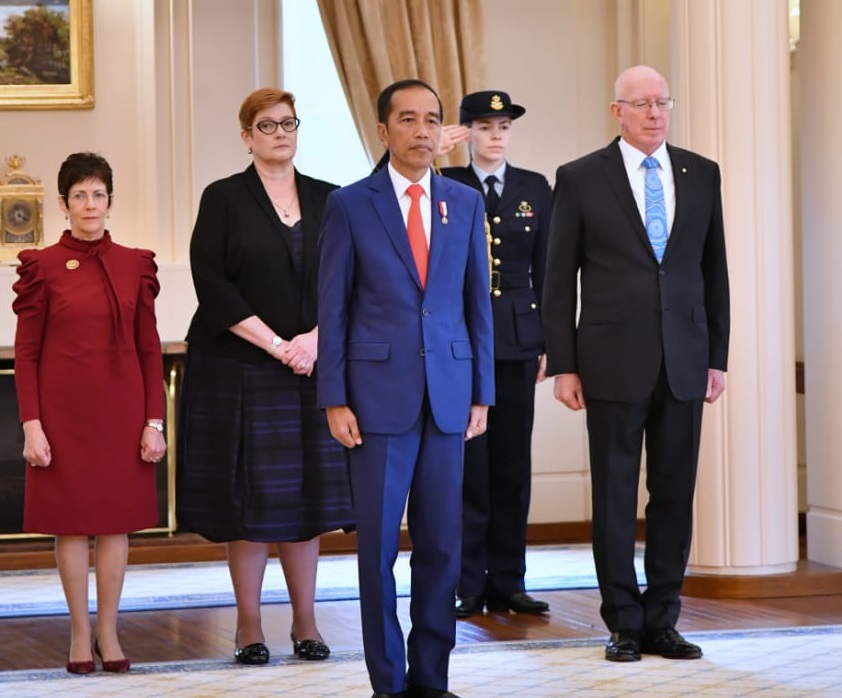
[{"xmin": 542, "ymin": 137, "xmax": 729, "ymax": 632}]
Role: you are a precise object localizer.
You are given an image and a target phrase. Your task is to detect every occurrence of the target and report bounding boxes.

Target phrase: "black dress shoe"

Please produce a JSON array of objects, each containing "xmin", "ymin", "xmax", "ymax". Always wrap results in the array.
[
  {"xmin": 455, "ymin": 595, "xmax": 484, "ymax": 618},
  {"xmin": 234, "ymin": 641, "xmax": 270, "ymax": 665},
  {"xmin": 407, "ymin": 687, "xmax": 461, "ymax": 698},
  {"xmin": 605, "ymin": 630, "xmax": 641, "ymax": 662},
  {"xmin": 371, "ymin": 693, "xmax": 407, "ymax": 698},
  {"xmin": 641, "ymin": 627, "xmax": 702, "ymax": 659},
  {"xmin": 485, "ymin": 592, "xmax": 549, "ymax": 614}
]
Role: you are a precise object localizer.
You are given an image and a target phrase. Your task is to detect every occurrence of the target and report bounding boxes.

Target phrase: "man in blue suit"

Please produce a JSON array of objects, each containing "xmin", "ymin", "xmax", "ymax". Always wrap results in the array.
[{"xmin": 318, "ymin": 79, "xmax": 495, "ymax": 698}]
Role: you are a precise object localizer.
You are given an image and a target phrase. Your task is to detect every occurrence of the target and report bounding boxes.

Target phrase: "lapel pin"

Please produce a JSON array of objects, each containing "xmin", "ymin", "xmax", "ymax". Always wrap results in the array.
[
  {"xmin": 681, "ymin": 167, "xmax": 688, "ymax": 173},
  {"xmin": 439, "ymin": 201, "xmax": 448, "ymax": 224},
  {"xmin": 66, "ymin": 259, "xmax": 80, "ymax": 270}
]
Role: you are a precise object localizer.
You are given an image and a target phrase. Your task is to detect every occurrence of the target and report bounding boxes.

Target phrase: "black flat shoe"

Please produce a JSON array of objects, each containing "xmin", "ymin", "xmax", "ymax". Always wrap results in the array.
[
  {"xmin": 234, "ymin": 641, "xmax": 270, "ymax": 665},
  {"xmin": 291, "ymin": 633, "xmax": 330, "ymax": 660}
]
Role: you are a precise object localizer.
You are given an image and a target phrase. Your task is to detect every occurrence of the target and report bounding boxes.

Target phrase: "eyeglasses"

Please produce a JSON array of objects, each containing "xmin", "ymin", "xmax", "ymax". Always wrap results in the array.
[
  {"xmin": 616, "ymin": 98, "xmax": 675, "ymax": 111},
  {"xmin": 66, "ymin": 190, "xmax": 109, "ymax": 204},
  {"xmin": 251, "ymin": 117, "xmax": 301, "ymax": 135}
]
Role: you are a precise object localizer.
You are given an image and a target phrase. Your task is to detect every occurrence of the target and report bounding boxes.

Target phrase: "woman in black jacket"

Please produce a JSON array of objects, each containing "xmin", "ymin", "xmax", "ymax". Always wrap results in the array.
[{"xmin": 177, "ymin": 88, "xmax": 354, "ymax": 665}]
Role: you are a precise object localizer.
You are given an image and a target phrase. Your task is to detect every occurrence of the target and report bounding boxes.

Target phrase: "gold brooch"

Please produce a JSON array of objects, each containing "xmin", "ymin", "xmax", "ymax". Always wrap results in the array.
[{"xmin": 65, "ymin": 259, "xmax": 80, "ymax": 270}]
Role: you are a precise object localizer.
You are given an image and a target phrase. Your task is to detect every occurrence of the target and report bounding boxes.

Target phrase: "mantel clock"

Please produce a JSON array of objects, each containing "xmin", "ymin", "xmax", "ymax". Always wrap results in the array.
[{"xmin": 0, "ymin": 155, "xmax": 44, "ymax": 265}]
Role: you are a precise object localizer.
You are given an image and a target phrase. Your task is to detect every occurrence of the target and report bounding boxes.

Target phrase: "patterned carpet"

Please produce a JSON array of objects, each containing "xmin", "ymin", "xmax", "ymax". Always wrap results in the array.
[
  {"xmin": 2, "ymin": 627, "xmax": 841, "ymax": 696},
  {"xmin": 0, "ymin": 544, "xmax": 647, "ymax": 618}
]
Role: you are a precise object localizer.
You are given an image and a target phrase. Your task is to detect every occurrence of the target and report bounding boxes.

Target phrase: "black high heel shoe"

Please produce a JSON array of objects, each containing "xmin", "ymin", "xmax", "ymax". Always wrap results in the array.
[
  {"xmin": 234, "ymin": 634, "xmax": 270, "ymax": 665},
  {"xmin": 291, "ymin": 632, "xmax": 330, "ymax": 660}
]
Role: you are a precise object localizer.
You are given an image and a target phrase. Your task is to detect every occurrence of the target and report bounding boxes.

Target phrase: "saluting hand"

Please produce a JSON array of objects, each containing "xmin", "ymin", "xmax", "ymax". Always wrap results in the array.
[{"xmin": 437, "ymin": 124, "xmax": 471, "ymax": 157}]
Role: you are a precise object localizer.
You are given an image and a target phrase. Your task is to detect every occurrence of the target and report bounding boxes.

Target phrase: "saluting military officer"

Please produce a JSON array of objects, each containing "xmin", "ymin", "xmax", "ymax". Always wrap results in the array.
[{"xmin": 441, "ymin": 91, "xmax": 552, "ymax": 618}]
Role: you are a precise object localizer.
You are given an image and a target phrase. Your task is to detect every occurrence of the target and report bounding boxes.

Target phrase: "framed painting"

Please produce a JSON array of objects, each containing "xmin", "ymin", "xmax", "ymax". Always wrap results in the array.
[{"xmin": 0, "ymin": 0, "xmax": 93, "ymax": 110}]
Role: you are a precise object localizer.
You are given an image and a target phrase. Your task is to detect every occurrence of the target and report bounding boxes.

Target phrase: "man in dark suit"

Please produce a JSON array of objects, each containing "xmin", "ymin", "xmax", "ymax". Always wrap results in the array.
[
  {"xmin": 440, "ymin": 91, "xmax": 552, "ymax": 619},
  {"xmin": 542, "ymin": 65, "xmax": 730, "ymax": 662},
  {"xmin": 318, "ymin": 79, "xmax": 495, "ymax": 698}
]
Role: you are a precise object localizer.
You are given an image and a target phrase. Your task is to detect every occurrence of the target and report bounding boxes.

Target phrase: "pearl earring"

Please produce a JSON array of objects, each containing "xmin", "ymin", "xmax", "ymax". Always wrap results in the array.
[{"xmin": 248, "ymin": 147, "xmax": 253, "ymax": 154}]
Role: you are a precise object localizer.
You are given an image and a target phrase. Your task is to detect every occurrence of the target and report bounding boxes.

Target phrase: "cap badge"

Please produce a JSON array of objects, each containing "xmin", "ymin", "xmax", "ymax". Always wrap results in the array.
[{"xmin": 490, "ymin": 95, "xmax": 504, "ymax": 111}]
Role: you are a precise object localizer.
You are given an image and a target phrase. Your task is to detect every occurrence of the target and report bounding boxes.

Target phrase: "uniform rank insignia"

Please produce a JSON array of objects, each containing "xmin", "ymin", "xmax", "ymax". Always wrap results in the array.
[{"xmin": 515, "ymin": 200, "xmax": 534, "ymax": 218}]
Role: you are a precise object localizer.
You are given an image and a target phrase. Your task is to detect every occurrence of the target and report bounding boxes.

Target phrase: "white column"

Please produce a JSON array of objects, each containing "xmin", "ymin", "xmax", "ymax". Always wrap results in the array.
[
  {"xmin": 800, "ymin": 1, "xmax": 842, "ymax": 566},
  {"xmin": 671, "ymin": 0, "xmax": 799, "ymax": 575}
]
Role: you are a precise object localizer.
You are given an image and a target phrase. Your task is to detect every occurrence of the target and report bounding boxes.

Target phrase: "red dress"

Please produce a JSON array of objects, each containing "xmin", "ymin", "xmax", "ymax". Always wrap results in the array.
[{"xmin": 13, "ymin": 232, "xmax": 165, "ymax": 535}]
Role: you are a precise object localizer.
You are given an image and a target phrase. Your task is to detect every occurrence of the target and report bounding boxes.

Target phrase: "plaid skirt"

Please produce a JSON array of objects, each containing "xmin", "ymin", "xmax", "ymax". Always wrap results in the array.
[{"xmin": 176, "ymin": 347, "xmax": 355, "ymax": 542}]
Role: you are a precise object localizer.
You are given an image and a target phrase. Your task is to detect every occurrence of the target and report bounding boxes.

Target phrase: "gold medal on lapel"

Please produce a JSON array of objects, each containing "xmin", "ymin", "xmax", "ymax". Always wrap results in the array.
[{"xmin": 66, "ymin": 259, "xmax": 79, "ymax": 270}]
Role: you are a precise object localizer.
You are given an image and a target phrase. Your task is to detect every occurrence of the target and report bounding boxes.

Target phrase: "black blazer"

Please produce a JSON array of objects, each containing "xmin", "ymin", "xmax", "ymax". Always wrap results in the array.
[
  {"xmin": 542, "ymin": 138, "xmax": 730, "ymax": 402},
  {"xmin": 185, "ymin": 165, "xmax": 338, "ymax": 363},
  {"xmin": 441, "ymin": 164, "xmax": 551, "ymax": 361}
]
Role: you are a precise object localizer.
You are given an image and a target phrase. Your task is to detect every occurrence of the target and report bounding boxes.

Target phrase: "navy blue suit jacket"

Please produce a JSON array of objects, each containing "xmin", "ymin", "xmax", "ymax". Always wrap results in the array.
[{"xmin": 317, "ymin": 167, "xmax": 495, "ymax": 433}]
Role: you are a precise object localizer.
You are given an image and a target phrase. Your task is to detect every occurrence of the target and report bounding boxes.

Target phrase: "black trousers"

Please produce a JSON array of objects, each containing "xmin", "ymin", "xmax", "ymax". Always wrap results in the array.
[
  {"xmin": 586, "ymin": 367, "xmax": 703, "ymax": 633},
  {"xmin": 458, "ymin": 359, "xmax": 537, "ymax": 598}
]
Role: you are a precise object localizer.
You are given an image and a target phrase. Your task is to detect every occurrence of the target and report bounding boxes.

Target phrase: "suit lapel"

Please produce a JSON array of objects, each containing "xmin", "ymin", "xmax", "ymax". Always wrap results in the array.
[
  {"xmin": 428, "ymin": 174, "xmax": 453, "ymax": 284},
  {"xmin": 498, "ymin": 166, "xmax": 531, "ymax": 214},
  {"xmin": 666, "ymin": 144, "xmax": 691, "ymax": 254},
  {"xmin": 601, "ymin": 141, "xmax": 657, "ymax": 260},
  {"xmin": 369, "ymin": 167, "xmax": 424, "ymax": 290}
]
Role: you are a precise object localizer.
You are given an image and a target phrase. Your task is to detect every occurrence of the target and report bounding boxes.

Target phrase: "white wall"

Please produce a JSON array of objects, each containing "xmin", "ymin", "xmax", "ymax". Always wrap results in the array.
[{"xmin": 0, "ymin": 0, "xmax": 717, "ymax": 526}]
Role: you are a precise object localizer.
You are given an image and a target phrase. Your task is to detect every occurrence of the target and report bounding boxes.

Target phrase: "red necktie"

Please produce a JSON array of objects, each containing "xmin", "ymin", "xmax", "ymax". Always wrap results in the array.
[{"xmin": 406, "ymin": 184, "xmax": 428, "ymax": 288}]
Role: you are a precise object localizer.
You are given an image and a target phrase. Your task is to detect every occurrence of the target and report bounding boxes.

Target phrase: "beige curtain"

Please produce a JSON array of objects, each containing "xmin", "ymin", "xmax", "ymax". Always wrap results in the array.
[{"xmin": 316, "ymin": 0, "xmax": 486, "ymax": 168}]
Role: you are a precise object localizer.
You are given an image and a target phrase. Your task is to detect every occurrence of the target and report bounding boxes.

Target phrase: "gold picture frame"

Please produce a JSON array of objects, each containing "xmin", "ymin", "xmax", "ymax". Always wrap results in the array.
[{"xmin": 0, "ymin": 0, "xmax": 93, "ymax": 110}]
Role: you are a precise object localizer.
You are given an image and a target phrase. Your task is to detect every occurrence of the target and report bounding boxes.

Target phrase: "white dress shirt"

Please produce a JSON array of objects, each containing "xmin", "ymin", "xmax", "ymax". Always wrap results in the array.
[
  {"xmin": 618, "ymin": 138, "xmax": 676, "ymax": 235},
  {"xmin": 387, "ymin": 163, "xmax": 432, "ymax": 246}
]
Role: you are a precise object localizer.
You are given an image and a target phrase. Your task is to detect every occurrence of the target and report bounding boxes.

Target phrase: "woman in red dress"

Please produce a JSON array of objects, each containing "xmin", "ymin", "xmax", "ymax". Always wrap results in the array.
[{"xmin": 12, "ymin": 152, "xmax": 167, "ymax": 674}]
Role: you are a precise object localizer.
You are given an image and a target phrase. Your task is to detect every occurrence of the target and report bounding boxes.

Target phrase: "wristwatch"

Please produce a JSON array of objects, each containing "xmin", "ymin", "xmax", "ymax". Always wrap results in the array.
[
  {"xmin": 268, "ymin": 335, "xmax": 283, "ymax": 353},
  {"xmin": 145, "ymin": 420, "xmax": 164, "ymax": 432}
]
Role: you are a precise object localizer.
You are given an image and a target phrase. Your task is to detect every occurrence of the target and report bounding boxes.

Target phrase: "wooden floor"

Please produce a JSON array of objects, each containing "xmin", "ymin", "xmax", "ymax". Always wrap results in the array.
[
  {"xmin": 4, "ymin": 566, "xmax": 842, "ymax": 673},
  {"xmin": 3, "ymin": 530, "xmax": 842, "ymax": 673}
]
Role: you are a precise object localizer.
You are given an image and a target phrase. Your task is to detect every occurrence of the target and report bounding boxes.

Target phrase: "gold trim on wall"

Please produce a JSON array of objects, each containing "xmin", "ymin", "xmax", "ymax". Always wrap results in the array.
[{"xmin": 0, "ymin": 0, "xmax": 94, "ymax": 110}]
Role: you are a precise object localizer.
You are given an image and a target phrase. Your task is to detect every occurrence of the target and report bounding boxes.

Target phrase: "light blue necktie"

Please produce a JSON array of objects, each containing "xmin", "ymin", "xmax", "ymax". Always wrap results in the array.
[{"xmin": 642, "ymin": 156, "xmax": 667, "ymax": 263}]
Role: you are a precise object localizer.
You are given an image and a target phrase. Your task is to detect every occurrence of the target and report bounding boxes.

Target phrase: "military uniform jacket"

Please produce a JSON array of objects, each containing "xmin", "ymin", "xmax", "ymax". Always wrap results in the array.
[{"xmin": 440, "ymin": 164, "xmax": 551, "ymax": 360}]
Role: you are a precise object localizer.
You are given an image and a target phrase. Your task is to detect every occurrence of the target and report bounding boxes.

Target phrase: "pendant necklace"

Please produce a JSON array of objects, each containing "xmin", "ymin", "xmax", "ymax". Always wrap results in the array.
[{"xmin": 270, "ymin": 194, "xmax": 296, "ymax": 218}]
